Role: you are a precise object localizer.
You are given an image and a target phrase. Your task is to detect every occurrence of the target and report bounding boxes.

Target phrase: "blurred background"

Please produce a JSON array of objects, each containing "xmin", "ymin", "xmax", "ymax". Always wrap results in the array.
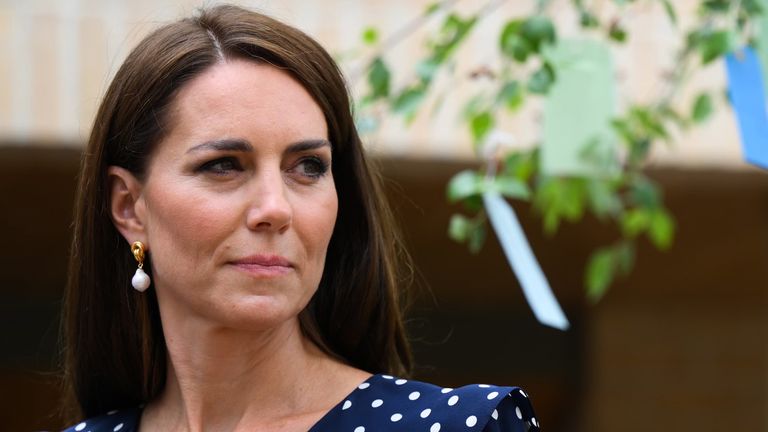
[{"xmin": 1, "ymin": 0, "xmax": 767, "ymax": 430}]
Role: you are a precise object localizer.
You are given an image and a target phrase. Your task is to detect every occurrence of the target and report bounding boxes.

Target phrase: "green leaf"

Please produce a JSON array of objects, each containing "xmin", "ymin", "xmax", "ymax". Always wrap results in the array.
[
  {"xmin": 521, "ymin": 16, "xmax": 557, "ymax": 52},
  {"xmin": 686, "ymin": 29, "xmax": 705, "ymax": 48},
  {"xmin": 430, "ymin": 14, "xmax": 478, "ymax": 64},
  {"xmin": 586, "ymin": 247, "xmax": 615, "ymax": 302},
  {"xmin": 610, "ymin": 118, "xmax": 635, "ymax": 144},
  {"xmin": 463, "ymin": 195, "xmax": 485, "ymax": 212},
  {"xmin": 447, "ymin": 170, "xmax": 483, "ymax": 202},
  {"xmin": 661, "ymin": 0, "xmax": 678, "ymax": 26},
  {"xmin": 543, "ymin": 208, "xmax": 560, "ymax": 234},
  {"xmin": 448, "ymin": 213, "xmax": 487, "ymax": 254},
  {"xmin": 700, "ymin": 0, "xmax": 729, "ymax": 13},
  {"xmin": 470, "ymin": 111, "xmax": 494, "ymax": 144},
  {"xmin": 491, "ymin": 176, "xmax": 531, "ymax": 199},
  {"xmin": 559, "ymin": 179, "xmax": 587, "ymax": 220},
  {"xmin": 367, "ymin": 57, "xmax": 390, "ymax": 100},
  {"xmin": 497, "ymin": 81, "xmax": 525, "ymax": 112},
  {"xmin": 527, "ymin": 61, "xmax": 556, "ymax": 94},
  {"xmin": 362, "ymin": 27, "xmax": 379, "ymax": 45},
  {"xmin": 499, "ymin": 20, "xmax": 531, "ymax": 62},
  {"xmin": 741, "ymin": 0, "xmax": 764, "ymax": 14},
  {"xmin": 698, "ymin": 30, "xmax": 735, "ymax": 65},
  {"xmin": 416, "ymin": 58, "xmax": 440, "ymax": 84},
  {"xmin": 586, "ymin": 179, "xmax": 621, "ymax": 218},
  {"xmin": 503, "ymin": 151, "xmax": 536, "ymax": 182},
  {"xmin": 424, "ymin": 2, "xmax": 441, "ymax": 16},
  {"xmin": 631, "ymin": 107, "xmax": 668, "ymax": 140},
  {"xmin": 608, "ymin": 24, "xmax": 627, "ymax": 43},
  {"xmin": 467, "ymin": 222, "xmax": 487, "ymax": 254},
  {"xmin": 615, "ymin": 241, "xmax": 636, "ymax": 276},
  {"xmin": 579, "ymin": 11, "xmax": 600, "ymax": 28},
  {"xmin": 659, "ymin": 105, "xmax": 690, "ymax": 130},
  {"xmin": 533, "ymin": 177, "xmax": 587, "ymax": 234},
  {"xmin": 627, "ymin": 138, "xmax": 651, "ymax": 166},
  {"xmin": 392, "ymin": 86, "xmax": 427, "ymax": 120},
  {"xmin": 648, "ymin": 209, "xmax": 675, "ymax": 250},
  {"xmin": 691, "ymin": 92, "xmax": 713, "ymax": 123},
  {"xmin": 629, "ymin": 177, "xmax": 660, "ymax": 207},
  {"xmin": 621, "ymin": 208, "xmax": 650, "ymax": 237},
  {"xmin": 448, "ymin": 214, "xmax": 472, "ymax": 242}
]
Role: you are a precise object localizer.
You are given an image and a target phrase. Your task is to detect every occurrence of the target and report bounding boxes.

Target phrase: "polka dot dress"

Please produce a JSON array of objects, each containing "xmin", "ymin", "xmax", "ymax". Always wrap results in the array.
[{"xmin": 61, "ymin": 375, "xmax": 540, "ymax": 431}]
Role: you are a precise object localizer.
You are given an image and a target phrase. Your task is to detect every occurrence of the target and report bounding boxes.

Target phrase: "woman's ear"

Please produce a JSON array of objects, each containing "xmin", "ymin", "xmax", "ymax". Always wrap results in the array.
[{"xmin": 107, "ymin": 166, "xmax": 147, "ymax": 244}]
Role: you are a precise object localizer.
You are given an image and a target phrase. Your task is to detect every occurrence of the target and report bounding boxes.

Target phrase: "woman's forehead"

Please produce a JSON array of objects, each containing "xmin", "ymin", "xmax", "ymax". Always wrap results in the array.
[{"xmin": 163, "ymin": 59, "xmax": 328, "ymax": 147}]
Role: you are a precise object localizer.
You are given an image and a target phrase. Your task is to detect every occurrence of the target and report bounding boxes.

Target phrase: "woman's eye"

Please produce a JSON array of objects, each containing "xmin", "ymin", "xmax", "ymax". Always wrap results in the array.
[
  {"xmin": 294, "ymin": 157, "xmax": 329, "ymax": 179},
  {"xmin": 197, "ymin": 157, "xmax": 242, "ymax": 175}
]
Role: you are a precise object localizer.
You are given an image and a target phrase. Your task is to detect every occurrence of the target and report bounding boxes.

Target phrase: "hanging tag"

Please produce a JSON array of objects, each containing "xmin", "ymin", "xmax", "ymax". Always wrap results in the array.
[
  {"xmin": 482, "ymin": 191, "xmax": 570, "ymax": 330},
  {"xmin": 725, "ymin": 47, "xmax": 768, "ymax": 169},
  {"xmin": 542, "ymin": 38, "xmax": 617, "ymax": 177}
]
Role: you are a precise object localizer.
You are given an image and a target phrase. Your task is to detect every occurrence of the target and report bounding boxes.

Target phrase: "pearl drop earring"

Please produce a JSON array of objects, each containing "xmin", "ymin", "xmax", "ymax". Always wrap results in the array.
[{"xmin": 131, "ymin": 241, "xmax": 151, "ymax": 292}]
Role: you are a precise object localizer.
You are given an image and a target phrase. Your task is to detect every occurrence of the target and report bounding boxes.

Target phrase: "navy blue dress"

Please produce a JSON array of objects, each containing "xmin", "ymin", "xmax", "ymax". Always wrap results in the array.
[{"xmin": 62, "ymin": 374, "xmax": 540, "ymax": 431}]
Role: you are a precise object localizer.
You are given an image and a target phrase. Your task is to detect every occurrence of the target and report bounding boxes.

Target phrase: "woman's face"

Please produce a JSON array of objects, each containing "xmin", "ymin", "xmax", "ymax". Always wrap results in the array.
[{"xmin": 132, "ymin": 59, "xmax": 337, "ymax": 329}]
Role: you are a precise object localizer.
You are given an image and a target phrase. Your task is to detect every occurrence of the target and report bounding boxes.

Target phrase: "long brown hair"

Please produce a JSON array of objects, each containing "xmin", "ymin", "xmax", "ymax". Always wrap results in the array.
[{"xmin": 63, "ymin": 4, "xmax": 412, "ymax": 419}]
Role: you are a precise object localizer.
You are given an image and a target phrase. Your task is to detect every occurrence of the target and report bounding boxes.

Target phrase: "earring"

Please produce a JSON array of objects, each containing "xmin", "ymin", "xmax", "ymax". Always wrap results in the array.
[{"xmin": 131, "ymin": 241, "xmax": 151, "ymax": 292}]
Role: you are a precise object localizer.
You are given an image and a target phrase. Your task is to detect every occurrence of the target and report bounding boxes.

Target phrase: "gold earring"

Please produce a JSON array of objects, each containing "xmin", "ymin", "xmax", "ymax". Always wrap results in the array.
[{"xmin": 131, "ymin": 241, "xmax": 151, "ymax": 292}]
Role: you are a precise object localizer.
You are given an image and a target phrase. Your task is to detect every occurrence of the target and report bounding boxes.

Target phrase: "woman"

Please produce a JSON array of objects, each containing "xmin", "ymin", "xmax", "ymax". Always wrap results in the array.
[{"xmin": 61, "ymin": 4, "xmax": 539, "ymax": 431}]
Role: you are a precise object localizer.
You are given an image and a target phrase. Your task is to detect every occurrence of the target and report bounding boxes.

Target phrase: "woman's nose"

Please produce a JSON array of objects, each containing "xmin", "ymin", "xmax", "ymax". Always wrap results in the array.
[{"xmin": 245, "ymin": 171, "xmax": 292, "ymax": 232}]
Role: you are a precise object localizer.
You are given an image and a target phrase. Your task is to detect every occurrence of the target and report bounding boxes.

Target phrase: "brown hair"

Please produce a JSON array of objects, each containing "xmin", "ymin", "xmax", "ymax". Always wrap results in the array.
[{"xmin": 62, "ymin": 4, "xmax": 412, "ymax": 419}]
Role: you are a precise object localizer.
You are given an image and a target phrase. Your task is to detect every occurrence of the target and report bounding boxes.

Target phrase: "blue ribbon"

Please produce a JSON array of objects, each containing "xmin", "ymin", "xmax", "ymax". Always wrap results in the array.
[
  {"xmin": 725, "ymin": 47, "xmax": 768, "ymax": 169},
  {"xmin": 483, "ymin": 191, "xmax": 570, "ymax": 330}
]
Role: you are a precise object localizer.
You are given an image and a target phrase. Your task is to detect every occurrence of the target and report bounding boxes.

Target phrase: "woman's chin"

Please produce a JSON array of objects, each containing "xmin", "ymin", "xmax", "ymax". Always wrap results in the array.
[{"xmin": 195, "ymin": 296, "xmax": 306, "ymax": 331}]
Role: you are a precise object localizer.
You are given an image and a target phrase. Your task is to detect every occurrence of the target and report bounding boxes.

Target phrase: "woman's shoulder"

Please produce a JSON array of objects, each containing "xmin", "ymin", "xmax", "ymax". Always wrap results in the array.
[
  {"xmin": 314, "ymin": 374, "xmax": 540, "ymax": 431},
  {"xmin": 61, "ymin": 407, "xmax": 141, "ymax": 432}
]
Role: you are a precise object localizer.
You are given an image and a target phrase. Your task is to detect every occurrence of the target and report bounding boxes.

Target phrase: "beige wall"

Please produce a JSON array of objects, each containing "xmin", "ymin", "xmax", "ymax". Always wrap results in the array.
[{"xmin": 0, "ymin": 0, "xmax": 752, "ymax": 168}]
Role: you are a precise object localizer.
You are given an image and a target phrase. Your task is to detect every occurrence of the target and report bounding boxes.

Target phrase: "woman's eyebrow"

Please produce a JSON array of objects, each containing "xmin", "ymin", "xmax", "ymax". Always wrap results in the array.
[
  {"xmin": 185, "ymin": 138, "xmax": 329, "ymax": 154},
  {"xmin": 186, "ymin": 138, "xmax": 253, "ymax": 153},
  {"xmin": 285, "ymin": 139, "xmax": 331, "ymax": 153}
]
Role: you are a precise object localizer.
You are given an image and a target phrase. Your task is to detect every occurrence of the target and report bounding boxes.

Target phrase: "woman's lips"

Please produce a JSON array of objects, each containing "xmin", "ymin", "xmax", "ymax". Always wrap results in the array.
[{"xmin": 229, "ymin": 255, "xmax": 293, "ymax": 276}]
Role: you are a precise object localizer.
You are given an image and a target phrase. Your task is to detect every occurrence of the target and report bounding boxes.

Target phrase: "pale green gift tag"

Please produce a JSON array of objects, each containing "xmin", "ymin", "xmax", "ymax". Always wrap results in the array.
[{"xmin": 541, "ymin": 38, "xmax": 617, "ymax": 177}]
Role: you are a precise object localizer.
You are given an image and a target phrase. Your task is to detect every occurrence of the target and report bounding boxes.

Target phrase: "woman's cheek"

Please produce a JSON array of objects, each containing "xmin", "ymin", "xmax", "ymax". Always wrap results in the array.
[{"xmin": 146, "ymin": 187, "xmax": 234, "ymax": 269}]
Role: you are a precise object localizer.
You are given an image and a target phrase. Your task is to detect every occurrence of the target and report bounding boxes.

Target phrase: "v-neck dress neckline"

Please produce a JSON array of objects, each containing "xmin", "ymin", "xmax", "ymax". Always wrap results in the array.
[{"xmin": 61, "ymin": 374, "xmax": 540, "ymax": 431}]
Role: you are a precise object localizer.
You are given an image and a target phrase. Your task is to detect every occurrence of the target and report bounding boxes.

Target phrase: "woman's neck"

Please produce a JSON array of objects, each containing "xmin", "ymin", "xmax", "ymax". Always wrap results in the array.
[{"xmin": 139, "ymin": 317, "xmax": 369, "ymax": 432}]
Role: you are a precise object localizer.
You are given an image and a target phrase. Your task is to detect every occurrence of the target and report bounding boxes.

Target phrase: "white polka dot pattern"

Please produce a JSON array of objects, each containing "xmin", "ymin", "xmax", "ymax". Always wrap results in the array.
[{"xmin": 61, "ymin": 374, "xmax": 540, "ymax": 432}]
